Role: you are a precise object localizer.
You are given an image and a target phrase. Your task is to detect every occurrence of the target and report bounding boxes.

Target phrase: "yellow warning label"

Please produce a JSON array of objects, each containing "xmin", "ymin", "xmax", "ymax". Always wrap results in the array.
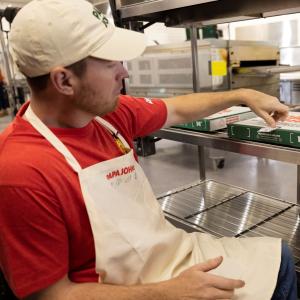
[{"xmin": 211, "ymin": 61, "xmax": 227, "ymax": 76}]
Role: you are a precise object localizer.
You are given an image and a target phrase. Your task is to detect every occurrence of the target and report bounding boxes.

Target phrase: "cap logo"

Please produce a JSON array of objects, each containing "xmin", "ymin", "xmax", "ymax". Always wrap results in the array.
[{"xmin": 93, "ymin": 8, "xmax": 109, "ymax": 28}]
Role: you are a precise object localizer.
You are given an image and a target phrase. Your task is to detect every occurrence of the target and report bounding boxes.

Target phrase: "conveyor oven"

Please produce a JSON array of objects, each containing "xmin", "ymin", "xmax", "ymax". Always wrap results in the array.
[{"xmin": 126, "ymin": 39, "xmax": 300, "ymax": 101}]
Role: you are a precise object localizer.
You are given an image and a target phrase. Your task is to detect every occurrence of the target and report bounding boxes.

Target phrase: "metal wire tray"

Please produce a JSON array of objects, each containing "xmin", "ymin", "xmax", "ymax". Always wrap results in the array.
[
  {"xmin": 158, "ymin": 180, "xmax": 299, "ymax": 269},
  {"xmin": 241, "ymin": 206, "xmax": 300, "ymax": 266},
  {"xmin": 158, "ymin": 180, "xmax": 244, "ymax": 219}
]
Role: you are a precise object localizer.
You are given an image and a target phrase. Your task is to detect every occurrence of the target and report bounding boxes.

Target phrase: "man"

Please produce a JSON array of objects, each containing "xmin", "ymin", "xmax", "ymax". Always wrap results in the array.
[{"xmin": 0, "ymin": 0, "xmax": 297, "ymax": 299}]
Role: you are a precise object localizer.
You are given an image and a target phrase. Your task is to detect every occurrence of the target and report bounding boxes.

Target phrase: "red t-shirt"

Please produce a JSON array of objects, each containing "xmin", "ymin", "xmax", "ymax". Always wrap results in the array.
[{"xmin": 0, "ymin": 95, "xmax": 167, "ymax": 298}]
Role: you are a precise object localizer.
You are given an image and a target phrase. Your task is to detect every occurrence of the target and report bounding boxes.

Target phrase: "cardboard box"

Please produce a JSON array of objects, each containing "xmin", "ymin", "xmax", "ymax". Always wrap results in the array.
[
  {"xmin": 228, "ymin": 112, "xmax": 300, "ymax": 148},
  {"xmin": 174, "ymin": 106, "xmax": 255, "ymax": 132}
]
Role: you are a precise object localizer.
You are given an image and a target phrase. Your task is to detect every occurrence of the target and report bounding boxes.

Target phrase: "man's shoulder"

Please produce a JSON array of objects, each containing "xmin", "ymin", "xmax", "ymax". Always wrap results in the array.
[{"xmin": 0, "ymin": 119, "xmax": 70, "ymax": 189}]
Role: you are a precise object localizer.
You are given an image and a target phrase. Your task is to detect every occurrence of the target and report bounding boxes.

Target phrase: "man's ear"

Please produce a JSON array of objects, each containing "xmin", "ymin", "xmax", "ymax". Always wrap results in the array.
[{"xmin": 49, "ymin": 67, "xmax": 76, "ymax": 95}]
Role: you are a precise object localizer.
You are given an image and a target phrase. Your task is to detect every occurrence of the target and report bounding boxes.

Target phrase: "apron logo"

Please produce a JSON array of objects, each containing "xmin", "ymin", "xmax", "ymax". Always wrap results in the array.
[
  {"xmin": 106, "ymin": 165, "xmax": 135, "ymax": 180},
  {"xmin": 93, "ymin": 8, "xmax": 109, "ymax": 28},
  {"xmin": 144, "ymin": 97, "xmax": 153, "ymax": 104}
]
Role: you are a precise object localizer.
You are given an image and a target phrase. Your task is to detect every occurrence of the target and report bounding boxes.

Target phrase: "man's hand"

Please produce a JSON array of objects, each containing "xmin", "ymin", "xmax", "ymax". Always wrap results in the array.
[
  {"xmin": 159, "ymin": 256, "xmax": 245, "ymax": 300},
  {"xmin": 239, "ymin": 89, "xmax": 289, "ymax": 128}
]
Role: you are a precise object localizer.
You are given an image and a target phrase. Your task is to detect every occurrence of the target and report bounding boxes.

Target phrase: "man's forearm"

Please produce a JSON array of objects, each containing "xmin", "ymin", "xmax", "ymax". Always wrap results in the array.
[
  {"xmin": 65, "ymin": 282, "xmax": 169, "ymax": 300},
  {"xmin": 162, "ymin": 88, "xmax": 287, "ymax": 128},
  {"xmin": 163, "ymin": 89, "xmax": 247, "ymax": 127},
  {"xmin": 27, "ymin": 258, "xmax": 245, "ymax": 300},
  {"xmin": 28, "ymin": 277, "xmax": 170, "ymax": 300}
]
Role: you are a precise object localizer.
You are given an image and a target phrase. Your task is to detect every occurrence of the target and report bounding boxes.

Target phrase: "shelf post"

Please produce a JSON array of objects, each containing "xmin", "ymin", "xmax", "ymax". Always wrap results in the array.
[{"xmin": 190, "ymin": 26, "xmax": 206, "ymax": 181}]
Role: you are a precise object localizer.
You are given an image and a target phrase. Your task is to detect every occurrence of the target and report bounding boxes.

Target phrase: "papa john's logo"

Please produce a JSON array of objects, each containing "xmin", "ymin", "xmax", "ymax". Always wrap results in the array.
[{"xmin": 106, "ymin": 165, "xmax": 135, "ymax": 180}]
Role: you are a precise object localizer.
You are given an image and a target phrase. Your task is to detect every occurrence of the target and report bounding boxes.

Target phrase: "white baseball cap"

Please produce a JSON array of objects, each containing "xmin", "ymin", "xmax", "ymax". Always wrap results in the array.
[{"xmin": 9, "ymin": 0, "xmax": 146, "ymax": 77}]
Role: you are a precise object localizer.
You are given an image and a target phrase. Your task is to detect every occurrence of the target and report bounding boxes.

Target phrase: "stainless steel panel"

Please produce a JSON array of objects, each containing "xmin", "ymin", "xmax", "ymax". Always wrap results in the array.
[
  {"xmin": 158, "ymin": 180, "xmax": 244, "ymax": 219},
  {"xmin": 151, "ymin": 128, "xmax": 300, "ymax": 165},
  {"xmin": 116, "ymin": 0, "xmax": 216, "ymax": 18},
  {"xmin": 281, "ymin": 47, "xmax": 300, "ymax": 67},
  {"xmin": 187, "ymin": 192, "xmax": 291, "ymax": 237},
  {"xmin": 242, "ymin": 206, "xmax": 300, "ymax": 261},
  {"xmin": 117, "ymin": 0, "xmax": 300, "ymax": 27}
]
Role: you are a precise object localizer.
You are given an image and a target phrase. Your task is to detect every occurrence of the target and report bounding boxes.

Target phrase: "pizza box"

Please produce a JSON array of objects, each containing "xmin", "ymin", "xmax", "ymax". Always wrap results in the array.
[
  {"xmin": 228, "ymin": 112, "xmax": 300, "ymax": 148},
  {"xmin": 174, "ymin": 106, "xmax": 255, "ymax": 132}
]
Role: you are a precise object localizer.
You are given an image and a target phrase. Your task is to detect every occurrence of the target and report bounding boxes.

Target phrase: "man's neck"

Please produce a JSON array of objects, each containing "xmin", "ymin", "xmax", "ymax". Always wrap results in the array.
[{"xmin": 29, "ymin": 95, "xmax": 94, "ymax": 128}]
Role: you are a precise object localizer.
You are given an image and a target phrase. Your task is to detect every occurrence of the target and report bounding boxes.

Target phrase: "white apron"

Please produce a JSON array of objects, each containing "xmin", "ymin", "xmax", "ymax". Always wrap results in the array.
[{"xmin": 25, "ymin": 106, "xmax": 281, "ymax": 300}]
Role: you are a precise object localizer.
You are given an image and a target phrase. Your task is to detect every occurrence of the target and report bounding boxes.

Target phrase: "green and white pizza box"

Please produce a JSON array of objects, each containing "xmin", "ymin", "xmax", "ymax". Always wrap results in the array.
[
  {"xmin": 228, "ymin": 112, "xmax": 300, "ymax": 149},
  {"xmin": 174, "ymin": 106, "xmax": 255, "ymax": 132}
]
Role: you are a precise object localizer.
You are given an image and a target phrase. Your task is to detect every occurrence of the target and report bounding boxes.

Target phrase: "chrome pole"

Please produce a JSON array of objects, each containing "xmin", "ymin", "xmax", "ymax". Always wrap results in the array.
[{"xmin": 190, "ymin": 26, "xmax": 206, "ymax": 181}]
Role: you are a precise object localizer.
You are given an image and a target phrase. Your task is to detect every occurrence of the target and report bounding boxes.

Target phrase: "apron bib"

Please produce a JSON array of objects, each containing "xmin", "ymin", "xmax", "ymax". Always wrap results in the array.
[{"xmin": 25, "ymin": 105, "xmax": 281, "ymax": 300}]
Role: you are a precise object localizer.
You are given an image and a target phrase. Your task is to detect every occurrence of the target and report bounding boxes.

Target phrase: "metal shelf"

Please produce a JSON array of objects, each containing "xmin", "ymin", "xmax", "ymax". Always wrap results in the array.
[
  {"xmin": 159, "ymin": 180, "xmax": 300, "ymax": 269},
  {"xmin": 115, "ymin": 0, "xmax": 300, "ymax": 26},
  {"xmin": 151, "ymin": 127, "xmax": 300, "ymax": 165}
]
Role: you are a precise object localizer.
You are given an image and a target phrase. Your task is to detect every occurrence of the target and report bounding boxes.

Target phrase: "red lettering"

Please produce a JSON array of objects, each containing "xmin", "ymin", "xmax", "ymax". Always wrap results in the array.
[{"xmin": 106, "ymin": 165, "xmax": 135, "ymax": 180}]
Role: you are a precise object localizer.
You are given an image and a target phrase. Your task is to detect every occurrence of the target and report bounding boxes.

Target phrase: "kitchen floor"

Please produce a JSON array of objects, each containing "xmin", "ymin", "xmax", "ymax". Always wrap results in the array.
[{"xmin": 139, "ymin": 139, "xmax": 297, "ymax": 204}]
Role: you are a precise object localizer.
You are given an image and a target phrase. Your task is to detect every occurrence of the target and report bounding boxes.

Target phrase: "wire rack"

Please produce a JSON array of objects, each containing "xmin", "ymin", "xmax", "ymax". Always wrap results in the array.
[{"xmin": 158, "ymin": 180, "xmax": 300, "ymax": 271}]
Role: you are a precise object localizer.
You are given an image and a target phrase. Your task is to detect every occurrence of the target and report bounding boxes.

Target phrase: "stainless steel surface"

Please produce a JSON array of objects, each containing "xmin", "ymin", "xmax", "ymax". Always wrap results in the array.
[
  {"xmin": 151, "ymin": 128, "xmax": 300, "ymax": 164},
  {"xmin": 127, "ymin": 40, "xmax": 281, "ymax": 99},
  {"xmin": 236, "ymin": 65, "xmax": 300, "ymax": 76},
  {"xmin": 280, "ymin": 79, "xmax": 300, "ymax": 105},
  {"xmin": 198, "ymin": 146, "xmax": 206, "ymax": 181},
  {"xmin": 190, "ymin": 28, "xmax": 200, "ymax": 93},
  {"xmin": 281, "ymin": 47, "xmax": 300, "ymax": 67},
  {"xmin": 188, "ymin": 191, "xmax": 292, "ymax": 237},
  {"xmin": 158, "ymin": 180, "xmax": 244, "ymax": 219},
  {"xmin": 190, "ymin": 27, "xmax": 207, "ymax": 182},
  {"xmin": 242, "ymin": 206, "xmax": 300, "ymax": 263},
  {"xmin": 237, "ymin": 66, "xmax": 300, "ymax": 77},
  {"xmin": 115, "ymin": 0, "xmax": 300, "ymax": 27},
  {"xmin": 116, "ymin": 0, "xmax": 216, "ymax": 18},
  {"xmin": 158, "ymin": 180, "xmax": 300, "ymax": 267}
]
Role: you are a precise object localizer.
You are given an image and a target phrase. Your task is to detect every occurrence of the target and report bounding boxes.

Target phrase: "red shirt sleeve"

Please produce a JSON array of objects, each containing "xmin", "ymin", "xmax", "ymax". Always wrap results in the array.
[
  {"xmin": 105, "ymin": 95, "xmax": 167, "ymax": 139},
  {"xmin": 0, "ymin": 186, "xmax": 68, "ymax": 298}
]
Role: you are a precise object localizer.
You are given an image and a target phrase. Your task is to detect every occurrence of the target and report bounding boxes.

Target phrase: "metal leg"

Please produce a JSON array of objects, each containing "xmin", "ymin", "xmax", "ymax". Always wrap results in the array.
[
  {"xmin": 190, "ymin": 26, "xmax": 200, "ymax": 93},
  {"xmin": 297, "ymin": 165, "xmax": 300, "ymax": 205},
  {"xmin": 191, "ymin": 27, "xmax": 206, "ymax": 182},
  {"xmin": 198, "ymin": 146, "xmax": 206, "ymax": 181}
]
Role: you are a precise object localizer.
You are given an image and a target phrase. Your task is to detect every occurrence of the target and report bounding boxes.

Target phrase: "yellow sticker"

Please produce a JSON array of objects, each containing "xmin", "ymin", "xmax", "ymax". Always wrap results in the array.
[{"xmin": 211, "ymin": 61, "xmax": 227, "ymax": 76}]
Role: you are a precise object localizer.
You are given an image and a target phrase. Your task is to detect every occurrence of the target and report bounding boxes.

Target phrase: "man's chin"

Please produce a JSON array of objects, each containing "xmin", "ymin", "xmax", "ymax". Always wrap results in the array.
[{"xmin": 97, "ymin": 99, "xmax": 120, "ymax": 117}]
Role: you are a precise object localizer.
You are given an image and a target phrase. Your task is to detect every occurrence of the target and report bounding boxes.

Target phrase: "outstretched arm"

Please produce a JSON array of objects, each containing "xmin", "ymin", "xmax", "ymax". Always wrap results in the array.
[{"xmin": 163, "ymin": 88, "xmax": 288, "ymax": 128}]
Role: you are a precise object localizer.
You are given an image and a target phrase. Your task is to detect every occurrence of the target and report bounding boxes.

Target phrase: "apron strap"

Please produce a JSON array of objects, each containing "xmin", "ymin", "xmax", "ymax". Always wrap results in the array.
[
  {"xmin": 95, "ymin": 116, "xmax": 130, "ymax": 149},
  {"xmin": 24, "ymin": 105, "xmax": 82, "ymax": 173}
]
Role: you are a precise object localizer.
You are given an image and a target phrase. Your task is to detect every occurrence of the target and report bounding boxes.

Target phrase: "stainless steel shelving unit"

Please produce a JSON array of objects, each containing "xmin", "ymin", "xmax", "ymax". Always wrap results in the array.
[
  {"xmin": 110, "ymin": 0, "xmax": 300, "ymax": 277},
  {"xmin": 151, "ymin": 127, "xmax": 300, "ymax": 203}
]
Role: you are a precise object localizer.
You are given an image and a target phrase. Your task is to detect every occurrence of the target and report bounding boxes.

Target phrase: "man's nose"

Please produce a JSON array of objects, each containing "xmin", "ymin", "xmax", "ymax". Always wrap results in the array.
[{"xmin": 117, "ymin": 63, "xmax": 129, "ymax": 80}]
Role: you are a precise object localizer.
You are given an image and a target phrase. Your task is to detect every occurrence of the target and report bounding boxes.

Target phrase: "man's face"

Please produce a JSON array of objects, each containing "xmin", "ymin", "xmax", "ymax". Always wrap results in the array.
[{"xmin": 74, "ymin": 57, "xmax": 129, "ymax": 116}]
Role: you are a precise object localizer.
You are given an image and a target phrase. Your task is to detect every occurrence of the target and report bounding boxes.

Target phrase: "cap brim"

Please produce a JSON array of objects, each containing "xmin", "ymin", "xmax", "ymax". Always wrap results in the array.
[{"xmin": 90, "ymin": 27, "xmax": 146, "ymax": 62}]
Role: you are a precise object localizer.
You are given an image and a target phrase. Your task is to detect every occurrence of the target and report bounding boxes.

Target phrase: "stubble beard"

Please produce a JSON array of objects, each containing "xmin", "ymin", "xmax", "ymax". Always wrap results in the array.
[{"xmin": 75, "ymin": 83, "xmax": 119, "ymax": 117}]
